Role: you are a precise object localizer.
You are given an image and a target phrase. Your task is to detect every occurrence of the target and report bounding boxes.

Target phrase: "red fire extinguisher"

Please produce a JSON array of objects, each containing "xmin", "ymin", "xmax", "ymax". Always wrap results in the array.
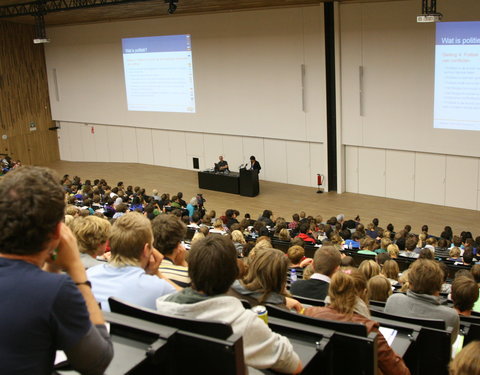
[{"xmin": 317, "ymin": 174, "xmax": 324, "ymax": 194}]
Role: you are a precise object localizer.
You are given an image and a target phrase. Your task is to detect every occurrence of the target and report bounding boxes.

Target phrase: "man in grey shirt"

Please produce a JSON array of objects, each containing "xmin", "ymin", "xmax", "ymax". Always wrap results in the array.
[{"xmin": 384, "ymin": 259, "xmax": 459, "ymax": 343}]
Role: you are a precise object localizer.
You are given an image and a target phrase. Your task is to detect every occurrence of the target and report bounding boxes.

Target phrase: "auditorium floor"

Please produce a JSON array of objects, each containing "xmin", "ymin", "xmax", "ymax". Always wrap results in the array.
[{"xmin": 43, "ymin": 161, "xmax": 480, "ymax": 237}]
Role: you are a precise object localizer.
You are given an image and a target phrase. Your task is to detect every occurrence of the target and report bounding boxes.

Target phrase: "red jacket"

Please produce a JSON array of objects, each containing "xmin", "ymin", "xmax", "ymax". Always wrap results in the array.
[
  {"xmin": 296, "ymin": 232, "xmax": 316, "ymax": 244},
  {"xmin": 304, "ymin": 306, "xmax": 410, "ymax": 375}
]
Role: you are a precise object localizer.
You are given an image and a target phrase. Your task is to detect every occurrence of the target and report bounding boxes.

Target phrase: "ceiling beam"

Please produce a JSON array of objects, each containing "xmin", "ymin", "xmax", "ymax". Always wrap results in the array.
[{"xmin": 0, "ymin": 0, "xmax": 153, "ymax": 18}]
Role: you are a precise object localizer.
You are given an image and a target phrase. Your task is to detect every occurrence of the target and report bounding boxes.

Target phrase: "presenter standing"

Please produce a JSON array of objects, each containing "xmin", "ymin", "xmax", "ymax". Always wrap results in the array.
[{"xmin": 248, "ymin": 156, "xmax": 261, "ymax": 173}]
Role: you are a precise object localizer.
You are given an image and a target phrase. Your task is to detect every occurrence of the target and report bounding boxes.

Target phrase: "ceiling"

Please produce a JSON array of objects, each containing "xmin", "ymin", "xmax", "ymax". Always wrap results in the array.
[{"xmin": 0, "ymin": 0, "xmax": 406, "ymax": 26}]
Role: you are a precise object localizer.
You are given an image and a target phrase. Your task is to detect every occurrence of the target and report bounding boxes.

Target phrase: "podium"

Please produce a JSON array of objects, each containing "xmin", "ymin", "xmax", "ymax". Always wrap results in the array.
[{"xmin": 239, "ymin": 168, "xmax": 259, "ymax": 197}]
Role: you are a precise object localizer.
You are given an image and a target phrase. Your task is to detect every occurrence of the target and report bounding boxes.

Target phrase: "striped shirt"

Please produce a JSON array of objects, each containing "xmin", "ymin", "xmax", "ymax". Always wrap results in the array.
[{"xmin": 159, "ymin": 258, "xmax": 191, "ymax": 288}]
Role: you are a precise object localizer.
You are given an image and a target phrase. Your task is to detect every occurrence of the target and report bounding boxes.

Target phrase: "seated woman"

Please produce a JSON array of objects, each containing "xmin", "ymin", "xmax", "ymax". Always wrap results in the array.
[
  {"xmin": 367, "ymin": 275, "xmax": 393, "ymax": 302},
  {"xmin": 278, "ymin": 228, "xmax": 291, "ymax": 242},
  {"xmin": 358, "ymin": 259, "xmax": 381, "ymax": 281},
  {"xmin": 209, "ymin": 218, "xmax": 227, "ymax": 235},
  {"xmin": 448, "ymin": 247, "xmax": 463, "ymax": 262},
  {"xmin": 387, "ymin": 244, "xmax": 400, "ymax": 259},
  {"xmin": 231, "ymin": 230, "xmax": 246, "ymax": 257},
  {"xmin": 305, "ymin": 270, "xmax": 410, "ymax": 375},
  {"xmin": 228, "ymin": 248, "xmax": 302, "ymax": 311},
  {"xmin": 272, "ymin": 218, "xmax": 287, "ymax": 237},
  {"xmin": 358, "ymin": 237, "xmax": 377, "ymax": 255},
  {"xmin": 381, "ymin": 259, "xmax": 400, "ymax": 286}
]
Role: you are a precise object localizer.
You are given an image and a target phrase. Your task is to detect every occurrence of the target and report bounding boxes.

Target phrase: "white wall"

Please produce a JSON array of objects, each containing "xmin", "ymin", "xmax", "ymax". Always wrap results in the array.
[
  {"xmin": 48, "ymin": 6, "xmax": 328, "ymax": 189},
  {"xmin": 339, "ymin": 0, "xmax": 480, "ymax": 209},
  {"xmin": 45, "ymin": 6, "xmax": 327, "ymax": 143},
  {"xmin": 58, "ymin": 121, "xmax": 326, "ymax": 188},
  {"xmin": 345, "ymin": 145, "xmax": 479, "ymax": 210},
  {"xmin": 339, "ymin": 0, "xmax": 480, "ymax": 158}
]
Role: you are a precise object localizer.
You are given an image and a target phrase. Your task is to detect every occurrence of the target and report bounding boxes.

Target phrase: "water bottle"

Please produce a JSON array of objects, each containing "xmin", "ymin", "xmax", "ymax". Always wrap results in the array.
[{"xmin": 290, "ymin": 268, "xmax": 297, "ymax": 284}]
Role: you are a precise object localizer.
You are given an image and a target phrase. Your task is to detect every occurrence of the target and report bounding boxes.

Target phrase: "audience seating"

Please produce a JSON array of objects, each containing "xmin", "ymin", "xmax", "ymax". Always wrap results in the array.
[
  {"xmin": 109, "ymin": 297, "xmax": 232, "ymax": 339},
  {"xmin": 266, "ymin": 304, "xmax": 368, "ymax": 336},
  {"xmin": 370, "ymin": 310, "xmax": 451, "ymax": 375},
  {"xmin": 459, "ymin": 315, "xmax": 480, "ymax": 346},
  {"xmin": 265, "ymin": 304, "xmax": 378, "ymax": 374},
  {"xmin": 270, "ymin": 238, "xmax": 291, "ymax": 252},
  {"xmin": 185, "ymin": 227, "xmax": 196, "ymax": 241},
  {"xmin": 102, "ymin": 310, "xmax": 246, "ymax": 375},
  {"xmin": 291, "ymin": 295, "xmax": 326, "ymax": 307},
  {"xmin": 343, "ymin": 250, "xmax": 375, "ymax": 266},
  {"xmin": 369, "ymin": 300, "xmax": 386, "ymax": 309}
]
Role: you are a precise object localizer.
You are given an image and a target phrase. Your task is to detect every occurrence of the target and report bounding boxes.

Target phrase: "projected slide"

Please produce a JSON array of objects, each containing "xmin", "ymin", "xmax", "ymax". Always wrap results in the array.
[
  {"xmin": 122, "ymin": 35, "xmax": 195, "ymax": 113},
  {"xmin": 434, "ymin": 22, "xmax": 480, "ymax": 130}
]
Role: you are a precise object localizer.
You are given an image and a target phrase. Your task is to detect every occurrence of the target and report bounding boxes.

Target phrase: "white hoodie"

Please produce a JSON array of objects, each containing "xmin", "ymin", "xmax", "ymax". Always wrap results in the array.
[{"xmin": 156, "ymin": 294, "xmax": 300, "ymax": 373}]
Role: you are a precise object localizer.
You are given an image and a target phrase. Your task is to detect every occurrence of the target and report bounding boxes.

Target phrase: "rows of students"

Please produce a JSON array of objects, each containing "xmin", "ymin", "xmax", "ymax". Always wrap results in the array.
[
  {"xmin": 63, "ymin": 174, "xmax": 480, "ymax": 374},
  {"xmin": 3, "ymin": 167, "xmax": 480, "ymax": 374}
]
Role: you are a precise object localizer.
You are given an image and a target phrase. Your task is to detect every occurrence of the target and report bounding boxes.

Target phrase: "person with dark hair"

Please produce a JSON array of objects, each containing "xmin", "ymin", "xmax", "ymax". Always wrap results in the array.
[
  {"xmin": 462, "ymin": 247, "xmax": 475, "ymax": 265},
  {"xmin": 258, "ymin": 209, "xmax": 274, "ymax": 227},
  {"xmin": 385, "ymin": 259, "xmax": 459, "ymax": 343},
  {"xmin": 248, "ymin": 155, "xmax": 261, "ymax": 172},
  {"xmin": 176, "ymin": 192, "xmax": 187, "ymax": 207},
  {"xmin": 189, "ymin": 211, "xmax": 202, "ymax": 228},
  {"xmin": 225, "ymin": 209, "xmax": 240, "ymax": 229},
  {"xmin": 151, "ymin": 214, "xmax": 190, "ymax": 287},
  {"xmin": 339, "ymin": 228, "xmax": 352, "ymax": 241},
  {"xmin": 289, "ymin": 213, "xmax": 300, "ymax": 231},
  {"xmin": 0, "ymin": 166, "xmax": 113, "ymax": 375},
  {"xmin": 342, "ymin": 217, "xmax": 357, "ymax": 231},
  {"xmin": 436, "ymin": 237, "xmax": 451, "ymax": 257},
  {"xmin": 399, "ymin": 236, "xmax": 419, "ymax": 258},
  {"xmin": 156, "ymin": 236, "xmax": 302, "ymax": 374},
  {"xmin": 170, "ymin": 195, "xmax": 182, "ymax": 209},
  {"xmin": 295, "ymin": 223, "xmax": 316, "ymax": 244},
  {"xmin": 451, "ymin": 276, "xmax": 479, "ymax": 316},
  {"xmin": 471, "ymin": 264, "xmax": 480, "ymax": 313},
  {"xmin": 376, "ymin": 252, "xmax": 391, "ymax": 265},
  {"xmin": 418, "ymin": 248, "xmax": 434, "ymax": 260},
  {"xmin": 290, "ymin": 246, "xmax": 341, "ymax": 300},
  {"xmin": 443, "ymin": 226, "xmax": 453, "ymax": 242},
  {"xmin": 129, "ymin": 195, "xmax": 144, "ymax": 212}
]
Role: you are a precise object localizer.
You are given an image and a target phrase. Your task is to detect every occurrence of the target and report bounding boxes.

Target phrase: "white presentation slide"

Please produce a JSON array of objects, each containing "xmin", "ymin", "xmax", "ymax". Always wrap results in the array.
[
  {"xmin": 122, "ymin": 35, "xmax": 195, "ymax": 113},
  {"xmin": 434, "ymin": 22, "xmax": 480, "ymax": 131}
]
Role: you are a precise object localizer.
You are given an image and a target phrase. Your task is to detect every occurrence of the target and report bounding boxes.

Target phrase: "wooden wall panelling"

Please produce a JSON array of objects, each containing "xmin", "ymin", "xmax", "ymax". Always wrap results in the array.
[
  {"xmin": 0, "ymin": 21, "xmax": 60, "ymax": 165},
  {"xmin": 7, "ymin": 134, "xmax": 30, "ymax": 165}
]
